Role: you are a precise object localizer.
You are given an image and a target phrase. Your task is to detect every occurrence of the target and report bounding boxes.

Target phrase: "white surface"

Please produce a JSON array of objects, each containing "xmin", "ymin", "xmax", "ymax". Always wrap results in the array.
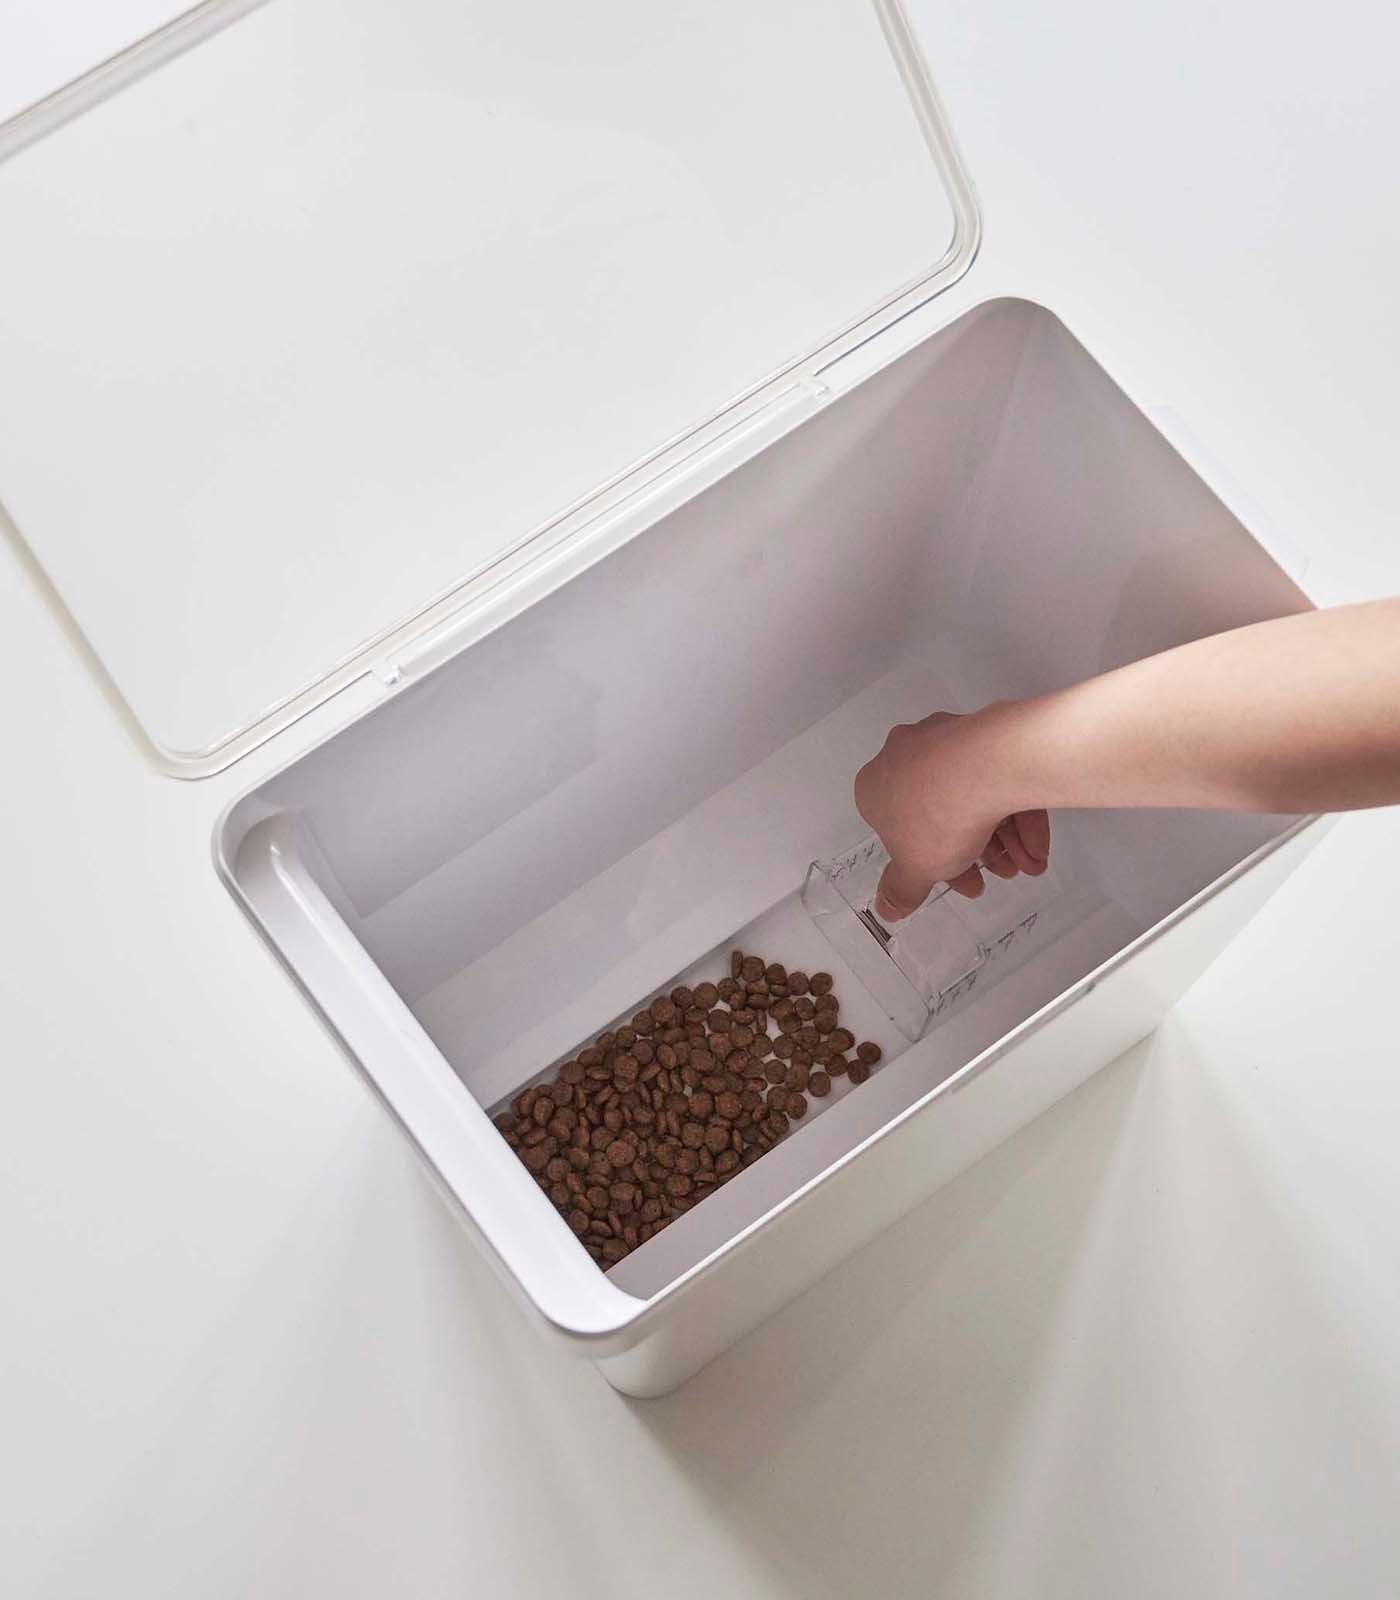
[
  {"xmin": 0, "ymin": 0, "xmax": 956, "ymax": 763},
  {"xmin": 4, "ymin": 0, "xmax": 1400, "ymax": 1593}
]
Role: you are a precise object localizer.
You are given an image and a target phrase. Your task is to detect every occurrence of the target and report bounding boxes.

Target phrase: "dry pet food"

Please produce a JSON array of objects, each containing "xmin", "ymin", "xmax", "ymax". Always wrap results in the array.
[{"xmin": 493, "ymin": 950, "xmax": 884, "ymax": 1269}]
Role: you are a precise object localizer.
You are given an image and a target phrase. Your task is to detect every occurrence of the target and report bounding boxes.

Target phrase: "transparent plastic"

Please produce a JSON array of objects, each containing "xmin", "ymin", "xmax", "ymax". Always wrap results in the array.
[
  {"xmin": 0, "ymin": 0, "xmax": 978, "ymax": 774},
  {"xmin": 803, "ymin": 835, "xmax": 1064, "ymax": 1041}
]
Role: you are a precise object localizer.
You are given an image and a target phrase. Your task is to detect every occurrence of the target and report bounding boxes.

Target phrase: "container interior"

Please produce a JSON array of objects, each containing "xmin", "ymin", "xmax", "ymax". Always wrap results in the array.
[{"xmin": 226, "ymin": 298, "xmax": 1308, "ymax": 1301}]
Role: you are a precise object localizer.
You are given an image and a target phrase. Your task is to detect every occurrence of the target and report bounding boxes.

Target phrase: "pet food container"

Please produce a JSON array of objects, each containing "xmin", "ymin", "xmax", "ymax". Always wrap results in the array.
[{"xmin": 0, "ymin": 0, "xmax": 1320, "ymax": 1394}]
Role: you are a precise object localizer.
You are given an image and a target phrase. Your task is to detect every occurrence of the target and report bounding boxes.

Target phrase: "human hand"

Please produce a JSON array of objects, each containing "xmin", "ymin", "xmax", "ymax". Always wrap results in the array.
[{"xmin": 853, "ymin": 709, "xmax": 1050, "ymax": 921}]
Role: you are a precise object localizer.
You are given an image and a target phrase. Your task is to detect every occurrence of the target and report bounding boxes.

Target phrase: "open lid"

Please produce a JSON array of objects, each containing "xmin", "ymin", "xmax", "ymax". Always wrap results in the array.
[{"xmin": 0, "ymin": 0, "xmax": 976, "ymax": 774}]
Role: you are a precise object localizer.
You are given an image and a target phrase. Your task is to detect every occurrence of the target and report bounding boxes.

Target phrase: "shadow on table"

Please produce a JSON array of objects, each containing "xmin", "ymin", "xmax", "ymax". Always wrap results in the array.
[
  {"xmin": 623, "ymin": 1033, "xmax": 1156, "ymax": 1597},
  {"xmin": 626, "ymin": 1012, "xmax": 1400, "ymax": 1599}
]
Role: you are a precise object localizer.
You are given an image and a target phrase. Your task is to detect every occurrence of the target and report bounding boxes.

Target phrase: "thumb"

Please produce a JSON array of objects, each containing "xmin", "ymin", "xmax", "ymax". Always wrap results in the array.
[{"xmin": 874, "ymin": 859, "xmax": 936, "ymax": 923}]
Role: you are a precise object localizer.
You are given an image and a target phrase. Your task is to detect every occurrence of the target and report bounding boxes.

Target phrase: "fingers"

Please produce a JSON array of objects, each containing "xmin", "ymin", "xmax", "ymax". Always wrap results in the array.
[
  {"xmin": 1010, "ymin": 810, "xmax": 1051, "ymax": 873},
  {"xmin": 982, "ymin": 832, "xmax": 1019, "ymax": 879},
  {"xmin": 983, "ymin": 812, "xmax": 1052, "ymax": 880},
  {"xmin": 874, "ymin": 860, "xmax": 938, "ymax": 922},
  {"xmin": 871, "ymin": 806, "xmax": 1051, "ymax": 926},
  {"xmin": 947, "ymin": 864, "xmax": 986, "ymax": 899}
]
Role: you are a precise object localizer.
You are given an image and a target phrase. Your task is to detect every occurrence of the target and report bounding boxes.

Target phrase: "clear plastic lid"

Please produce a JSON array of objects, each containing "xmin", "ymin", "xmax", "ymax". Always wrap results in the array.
[{"xmin": 0, "ymin": 0, "xmax": 977, "ymax": 773}]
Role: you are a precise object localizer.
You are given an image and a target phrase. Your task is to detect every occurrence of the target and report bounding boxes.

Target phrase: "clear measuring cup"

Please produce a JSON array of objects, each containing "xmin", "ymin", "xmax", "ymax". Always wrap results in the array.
[{"xmin": 801, "ymin": 834, "xmax": 1062, "ymax": 1041}]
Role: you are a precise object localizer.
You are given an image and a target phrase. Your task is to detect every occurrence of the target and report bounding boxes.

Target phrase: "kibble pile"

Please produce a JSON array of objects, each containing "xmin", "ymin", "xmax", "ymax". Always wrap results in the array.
[{"xmin": 495, "ymin": 951, "xmax": 883, "ymax": 1269}]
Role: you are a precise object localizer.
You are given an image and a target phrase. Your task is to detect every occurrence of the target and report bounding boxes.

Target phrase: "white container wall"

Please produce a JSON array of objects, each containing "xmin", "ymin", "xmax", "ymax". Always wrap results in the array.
[{"xmin": 222, "ymin": 298, "xmax": 1316, "ymax": 1394}]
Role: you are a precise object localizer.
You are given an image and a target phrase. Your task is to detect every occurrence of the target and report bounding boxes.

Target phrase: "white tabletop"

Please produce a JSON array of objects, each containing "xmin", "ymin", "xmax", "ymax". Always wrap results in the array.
[{"xmin": 4, "ymin": 3, "xmax": 1400, "ymax": 1596}]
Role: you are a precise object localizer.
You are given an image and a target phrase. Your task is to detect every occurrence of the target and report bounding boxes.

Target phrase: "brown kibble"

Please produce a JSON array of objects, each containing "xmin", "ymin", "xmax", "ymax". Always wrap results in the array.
[{"xmin": 514, "ymin": 953, "xmax": 862, "ymax": 1268}]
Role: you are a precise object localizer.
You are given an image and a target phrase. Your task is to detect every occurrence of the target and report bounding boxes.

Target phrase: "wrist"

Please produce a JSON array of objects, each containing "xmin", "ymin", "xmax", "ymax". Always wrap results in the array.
[{"xmin": 919, "ymin": 699, "xmax": 1039, "ymax": 830}]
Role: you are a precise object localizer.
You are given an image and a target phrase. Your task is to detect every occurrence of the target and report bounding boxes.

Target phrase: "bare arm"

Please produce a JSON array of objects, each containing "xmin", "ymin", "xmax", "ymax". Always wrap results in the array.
[{"xmin": 855, "ymin": 599, "xmax": 1400, "ymax": 920}]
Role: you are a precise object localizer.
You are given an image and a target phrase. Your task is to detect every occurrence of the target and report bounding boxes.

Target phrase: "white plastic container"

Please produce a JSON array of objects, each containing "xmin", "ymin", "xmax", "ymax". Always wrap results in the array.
[
  {"xmin": 215, "ymin": 291, "xmax": 1315, "ymax": 1393},
  {"xmin": 0, "ymin": 1, "xmax": 1320, "ymax": 1394}
]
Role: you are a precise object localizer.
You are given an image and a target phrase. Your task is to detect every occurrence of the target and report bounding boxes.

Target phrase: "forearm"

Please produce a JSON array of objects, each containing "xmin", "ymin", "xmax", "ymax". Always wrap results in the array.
[{"xmin": 979, "ymin": 600, "xmax": 1400, "ymax": 817}]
